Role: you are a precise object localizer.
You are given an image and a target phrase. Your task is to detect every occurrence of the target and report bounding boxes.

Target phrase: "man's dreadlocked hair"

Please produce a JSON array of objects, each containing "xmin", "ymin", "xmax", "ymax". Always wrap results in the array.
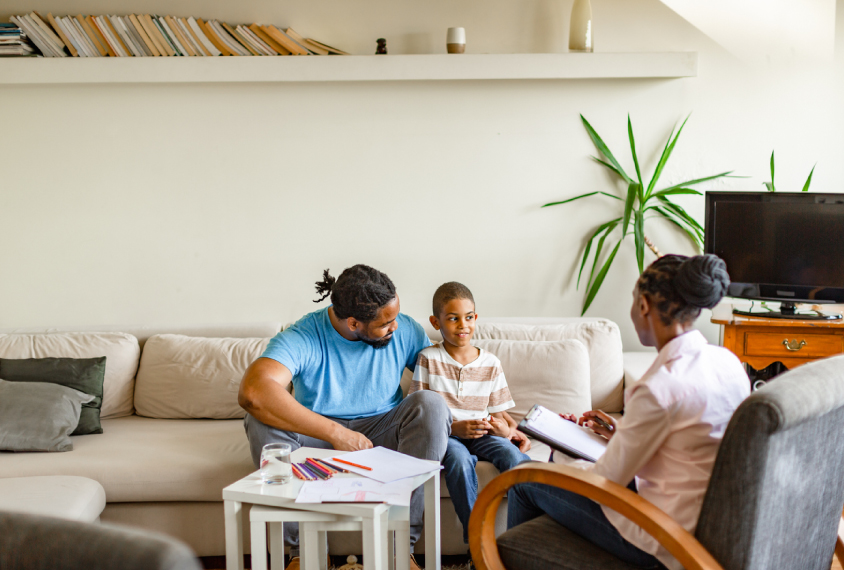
[
  {"xmin": 313, "ymin": 264, "xmax": 397, "ymax": 322},
  {"xmin": 637, "ymin": 254, "xmax": 730, "ymax": 325}
]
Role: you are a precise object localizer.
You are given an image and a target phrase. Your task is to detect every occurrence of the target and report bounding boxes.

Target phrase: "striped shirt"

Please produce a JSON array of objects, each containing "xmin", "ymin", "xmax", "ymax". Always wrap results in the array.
[{"xmin": 409, "ymin": 344, "xmax": 515, "ymax": 422}]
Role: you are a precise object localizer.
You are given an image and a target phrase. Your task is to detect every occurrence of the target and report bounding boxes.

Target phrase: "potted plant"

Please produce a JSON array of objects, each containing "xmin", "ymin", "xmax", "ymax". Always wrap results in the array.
[{"xmin": 544, "ymin": 114, "xmax": 737, "ymax": 314}]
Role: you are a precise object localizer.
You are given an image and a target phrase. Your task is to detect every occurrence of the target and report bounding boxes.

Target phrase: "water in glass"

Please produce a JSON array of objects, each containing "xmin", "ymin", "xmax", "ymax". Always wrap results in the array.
[{"xmin": 260, "ymin": 443, "xmax": 292, "ymax": 484}]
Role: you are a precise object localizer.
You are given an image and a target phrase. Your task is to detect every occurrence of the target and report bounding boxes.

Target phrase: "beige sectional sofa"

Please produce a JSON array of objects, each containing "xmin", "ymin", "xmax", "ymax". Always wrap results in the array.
[{"xmin": 0, "ymin": 318, "xmax": 654, "ymax": 557}]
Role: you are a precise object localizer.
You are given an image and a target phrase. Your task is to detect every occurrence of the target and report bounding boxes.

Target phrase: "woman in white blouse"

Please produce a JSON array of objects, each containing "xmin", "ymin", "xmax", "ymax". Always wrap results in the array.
[{"xmin": 506, "ymin": 254, "xmax": 750, "ymax": 570}]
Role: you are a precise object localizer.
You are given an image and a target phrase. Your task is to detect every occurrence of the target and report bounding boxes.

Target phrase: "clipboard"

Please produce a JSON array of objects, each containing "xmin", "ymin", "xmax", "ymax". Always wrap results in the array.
[{"xmin": 518, "ymin": 404, "xmax": 608, "ymax": 463}]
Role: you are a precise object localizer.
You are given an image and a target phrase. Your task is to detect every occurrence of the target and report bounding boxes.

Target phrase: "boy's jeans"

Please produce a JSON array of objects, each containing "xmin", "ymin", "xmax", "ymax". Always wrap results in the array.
[{"xmin": 442, "ymin": 434, "xmax": 531, "ymax": 543}]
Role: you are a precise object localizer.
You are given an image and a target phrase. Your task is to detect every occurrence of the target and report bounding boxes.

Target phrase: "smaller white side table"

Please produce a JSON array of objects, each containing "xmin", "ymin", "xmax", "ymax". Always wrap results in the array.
[
  {"xmin": 250, "ymin": 504, "xmax": 411, "ymax": 570},
  {"xmin": 223, "ymin": 447, "xmax": 440, "ymax": 570}
]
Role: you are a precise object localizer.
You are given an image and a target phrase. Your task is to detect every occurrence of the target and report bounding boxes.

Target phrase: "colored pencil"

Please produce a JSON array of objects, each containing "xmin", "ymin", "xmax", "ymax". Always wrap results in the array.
[
  {"xmin": 314, "ymin": 457, "xmax": 345, "ymax": 473},
  {"xmin": 305, "ymin": 458, "xmax": 332, "ymax": 478},
  {"xmin": 332, "ymin": 457, "xmax": 373, "ymax": 471},
  {"xmin": 291, "ymin": 465, "xmax": 309, "ymax": 481},
  {"xmin": 295, "ymin": 463, "xmax": 315, "ymax": 480},
  {"xmin": 299, "ymin": 462, "xmax": 326, "ymax": 480}
]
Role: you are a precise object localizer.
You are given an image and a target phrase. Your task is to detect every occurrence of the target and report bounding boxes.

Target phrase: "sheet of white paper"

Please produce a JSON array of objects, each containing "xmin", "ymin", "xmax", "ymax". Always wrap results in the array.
[
  {"xmin": 295, "ymin": 477, "xmax": 415, "ymax": 506},
  {"xmin": 322, "ymin": 447, "xmax": 441, "ymax": 483},
  {"xmin": 524, "ymin": 405, "xmax": 608, "ymax": 462}
]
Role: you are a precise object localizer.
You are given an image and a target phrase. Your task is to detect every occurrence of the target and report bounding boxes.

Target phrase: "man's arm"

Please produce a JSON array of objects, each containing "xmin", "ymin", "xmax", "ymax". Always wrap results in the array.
[{"xmin": 237, "ymin": 357, "xmax": 372, "ymax": 451}]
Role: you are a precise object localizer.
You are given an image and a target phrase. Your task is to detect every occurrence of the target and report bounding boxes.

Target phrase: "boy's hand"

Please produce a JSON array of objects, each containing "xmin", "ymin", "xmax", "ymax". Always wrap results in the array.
[
  {"xmin": 452, "ymin": 419, "xmax": 491, "ymax": 439},
  {"xmin": 489, "ymin": 415, "xmax": 510, "ymax": 437},
  {"xmin": 509, "ymin": 429, "xmax": 531, "ymax": 452}
]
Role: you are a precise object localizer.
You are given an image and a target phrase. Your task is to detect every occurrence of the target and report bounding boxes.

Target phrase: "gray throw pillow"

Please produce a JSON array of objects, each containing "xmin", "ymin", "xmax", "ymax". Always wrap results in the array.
[{"xmin": 0, "ymin": 378, "xmax": 94, "ymax": 452}]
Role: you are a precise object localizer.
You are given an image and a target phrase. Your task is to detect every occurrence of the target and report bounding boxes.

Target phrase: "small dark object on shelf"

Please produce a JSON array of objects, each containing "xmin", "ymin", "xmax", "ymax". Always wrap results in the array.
[{"xmin": 375, "ymin": 38, "xmax": 387, "ymax": 55}]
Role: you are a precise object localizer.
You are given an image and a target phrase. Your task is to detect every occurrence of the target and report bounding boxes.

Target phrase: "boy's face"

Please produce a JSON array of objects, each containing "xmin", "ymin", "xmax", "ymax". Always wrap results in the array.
[{"xmin": 430, "ymin": 298, "xmax": 477, "ymax": 349}]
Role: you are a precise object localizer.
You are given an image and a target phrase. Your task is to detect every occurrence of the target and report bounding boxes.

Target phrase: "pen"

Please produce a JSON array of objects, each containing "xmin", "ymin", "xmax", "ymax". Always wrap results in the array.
[
  {"xmin": 332, "ymin": 457, "xmax": 373, "ymax": 471},
  {"xmin": 588, "ymin": 414, "xmax": 613, "ymax": 432}
]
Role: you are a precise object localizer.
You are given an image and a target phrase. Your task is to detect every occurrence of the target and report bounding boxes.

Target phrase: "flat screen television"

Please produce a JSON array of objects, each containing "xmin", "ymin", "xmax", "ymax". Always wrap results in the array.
[{"xmin": 704, "ymin": 191, "xmax": 844, "ymax": 320}]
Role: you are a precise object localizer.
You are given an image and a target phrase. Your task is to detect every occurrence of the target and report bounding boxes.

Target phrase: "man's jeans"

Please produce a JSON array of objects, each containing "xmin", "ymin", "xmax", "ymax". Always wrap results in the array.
[
  {"xmin": 244, "ymin": 391, "xmax": 452, "ymax": 551},
  {"xmin": 443, "ymin": 435, "xmax": 531, "ymax": 543},
  {"xmin": 507, "ymin": 481, "xmax": 666, "ymax": 569}
]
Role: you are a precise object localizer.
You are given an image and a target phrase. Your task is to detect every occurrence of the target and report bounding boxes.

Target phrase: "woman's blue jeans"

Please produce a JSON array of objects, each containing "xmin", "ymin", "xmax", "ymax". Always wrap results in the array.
[
  {"xmin": 507, "ymin": 481, "xmax": 666, "ymax": 569},
  {"xmin": 443, "ymin": 435, "xmax": 530, "ymax": 543}
]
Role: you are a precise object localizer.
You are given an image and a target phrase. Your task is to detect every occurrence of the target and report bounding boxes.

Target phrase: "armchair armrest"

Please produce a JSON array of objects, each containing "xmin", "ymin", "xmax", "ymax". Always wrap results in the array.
[{"xmin": 468, "ymin": 463, "xmax": 723, "ymax": 570}]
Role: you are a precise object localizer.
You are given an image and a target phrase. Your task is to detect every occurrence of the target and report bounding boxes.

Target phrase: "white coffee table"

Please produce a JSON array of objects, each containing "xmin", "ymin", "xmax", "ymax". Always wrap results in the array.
[{"xmin": 222, "ymin": 447, "xmax": 441, "ymax": 570}]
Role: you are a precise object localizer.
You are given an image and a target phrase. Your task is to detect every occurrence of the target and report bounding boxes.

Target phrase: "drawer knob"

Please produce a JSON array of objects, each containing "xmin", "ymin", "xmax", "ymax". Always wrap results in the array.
[{"xmin": 782, "ymin": 339, "xmax": 807, "ymax": 351}]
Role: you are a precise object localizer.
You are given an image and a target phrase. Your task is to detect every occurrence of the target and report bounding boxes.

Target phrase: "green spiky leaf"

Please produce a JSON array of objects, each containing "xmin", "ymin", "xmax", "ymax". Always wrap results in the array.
[
  {"xmin": 650, "ymin": 187, "xmax": 703, "ymax": 199},
  {"xmin": 577, "ymin": 218, "xmax": 621, "ymax": 289},
  {"xmin": 582, "ymin": 239, "xmax": 622, "ymax": 315},
  {"xmin": 802, "ymin": 164, "xmax": 816, "ymax": 192},
  {"xmin": 769, "ymin": 151, "xmax": 776, "ymax": 193},
  {"xmin": 621, "ymin": 183, "xmax": 639, "ymax": 236},
  {"xmin": 634, "ymin": 209, "xmax": 645, "ymax": 273},
  {"xmin": 581, "ymin": 115, "xmax": 633, "ymax": 184},
  {"xmin": 645, "ymin": 114, "xmax": 690, "ymax": 198},
  {"xmin": 542, "ymin": 191, "xmax": 622, "ymax": 208},
  {"xmin": 628, "ymin": 116, "xmax": 643, "ymax": 188}
]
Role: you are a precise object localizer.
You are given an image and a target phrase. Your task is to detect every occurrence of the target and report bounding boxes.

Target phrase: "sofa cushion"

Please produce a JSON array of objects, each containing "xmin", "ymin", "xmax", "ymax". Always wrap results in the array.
[
  {"xmin": 0, "ymin": 333, "xmax": 140, "ymax": 419},
  {"xmin": 0, "ymin": 379, "xmax": 93, "ymax": 452},
  {"xmin": 473, "ymin": 339, "xmax": 591, "ymax": 424},
  {"xmin": 475, "ymin": 320, "xmax": 625, "ymax": 413},
  {"xmin": 0, "ymin": 476, "xmax": 106, "ymax": 522},
  {"xmin": 134, "ymin": 335, "xmax": 270, "ymax": 419},
  {"xmin": 0, "ymin": 357, "xmax": 106, "ymax": 435},
  {"xmin": 0, "ymin": 416, "xmax": 254, "ymax": 502}
]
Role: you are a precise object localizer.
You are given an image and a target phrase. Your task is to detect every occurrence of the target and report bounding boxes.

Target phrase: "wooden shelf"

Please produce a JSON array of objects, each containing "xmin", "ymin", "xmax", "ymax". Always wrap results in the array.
[{"xmin": 0, "ymin": 52, "xmax": 697, "ymax": 84}]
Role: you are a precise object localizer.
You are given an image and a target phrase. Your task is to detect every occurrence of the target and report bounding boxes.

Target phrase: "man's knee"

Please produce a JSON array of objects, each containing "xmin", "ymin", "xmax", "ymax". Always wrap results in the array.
[{"xmin": 406, "ymin": 390, "xmax": 452, "ymax": 424}]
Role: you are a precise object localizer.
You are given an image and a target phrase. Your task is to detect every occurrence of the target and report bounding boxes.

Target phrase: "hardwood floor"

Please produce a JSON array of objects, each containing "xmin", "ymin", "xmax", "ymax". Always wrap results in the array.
[{"xmin": 833, "ymin": 556, "xmax": 842, "ymax": 570}]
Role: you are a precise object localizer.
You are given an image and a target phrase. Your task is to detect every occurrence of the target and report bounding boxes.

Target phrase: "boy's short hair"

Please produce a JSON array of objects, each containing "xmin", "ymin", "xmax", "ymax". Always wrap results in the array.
[{"xmin": 432, "ymin": 282, "xmax": 475, "ymax": 316}]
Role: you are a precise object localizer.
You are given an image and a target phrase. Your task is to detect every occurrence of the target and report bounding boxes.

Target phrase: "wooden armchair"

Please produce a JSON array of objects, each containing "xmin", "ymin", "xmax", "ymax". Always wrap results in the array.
[{"xmin": 470, "ymin": 354, "xmax": 844, "ymax": 570}]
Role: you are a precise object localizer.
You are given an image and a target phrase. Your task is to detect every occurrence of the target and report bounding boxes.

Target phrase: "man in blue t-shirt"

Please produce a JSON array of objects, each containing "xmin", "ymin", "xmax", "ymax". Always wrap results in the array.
[{"xmin": 239, "ymin": 264, "xmax": 451, "ymax": 559}]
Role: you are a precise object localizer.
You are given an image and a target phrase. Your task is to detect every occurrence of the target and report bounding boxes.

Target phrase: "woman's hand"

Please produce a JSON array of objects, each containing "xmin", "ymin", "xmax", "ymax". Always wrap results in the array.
[
  {"xmin": 509, "ymin": 429, "xmax": 531, "ymax": 452},
  {"xmin": 489, "ymin": 415, "xmax": 510, "ymax": 437},
  {"xmin": 559, "ymin": 413, "xmax": 578, "ymax": 423},
  {"xmin": 578, "ymin": 410, "xmax": 617, "ymax": 440},
  {"xmin": 452, "ymin": 419, "xmax": 491, "ymax": 439}
]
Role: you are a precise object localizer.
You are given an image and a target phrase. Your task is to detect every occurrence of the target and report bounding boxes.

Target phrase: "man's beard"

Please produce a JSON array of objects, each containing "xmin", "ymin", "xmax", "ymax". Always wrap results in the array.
[{"xmin": 359, "ymin": 332, "xmax": 393, "ymax": 349}]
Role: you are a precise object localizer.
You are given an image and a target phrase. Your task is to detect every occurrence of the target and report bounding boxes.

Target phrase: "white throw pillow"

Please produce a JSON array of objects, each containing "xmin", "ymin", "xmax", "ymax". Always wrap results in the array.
[
  {"xmin": 475, "ymin": 320, "xmax": 624, "ymax": 413},
  {"xmin": 472, "ymin": 338, "xmax": 591, "ymax": 424},
  {"xmin": 134, "ymin": 334, "xmax": 270, "ymax": 419},
  {"xmin": 0, "ymin": 332, "xmax": 140, "ymax": 419}
]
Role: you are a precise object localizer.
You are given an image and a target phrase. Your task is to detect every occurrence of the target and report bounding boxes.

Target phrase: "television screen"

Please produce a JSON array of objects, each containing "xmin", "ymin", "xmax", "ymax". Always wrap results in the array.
[{"xmin": 704, "ymin": 192, "xmax": 844, "ymax": 304}]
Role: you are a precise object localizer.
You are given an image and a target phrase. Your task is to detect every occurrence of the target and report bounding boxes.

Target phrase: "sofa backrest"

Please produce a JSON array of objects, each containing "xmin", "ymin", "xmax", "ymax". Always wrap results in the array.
[
  {"xmin": 474, "ymin": 318, "xmax": 625, "ymax": 413},
  {"xmin": 0, "ymin": 323, "xmax": 281, "ymax": 418}
]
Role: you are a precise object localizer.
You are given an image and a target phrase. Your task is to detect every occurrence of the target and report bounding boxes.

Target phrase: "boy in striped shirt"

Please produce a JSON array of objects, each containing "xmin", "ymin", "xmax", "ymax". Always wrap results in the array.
[{"xmin": 409, "ymin": 282, "xmax": 531, "ymax": 545}]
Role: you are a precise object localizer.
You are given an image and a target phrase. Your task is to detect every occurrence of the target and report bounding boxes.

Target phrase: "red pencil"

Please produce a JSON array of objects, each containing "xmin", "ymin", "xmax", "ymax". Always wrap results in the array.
[{"xmin": 332, "ymin": 457, "xmax": 373, "ymax": 471}]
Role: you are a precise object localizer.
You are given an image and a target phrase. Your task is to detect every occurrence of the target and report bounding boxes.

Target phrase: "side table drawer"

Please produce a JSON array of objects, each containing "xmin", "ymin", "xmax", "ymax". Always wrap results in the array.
[{"xmin": 744, "ymin": 332, "xmax": 844, "ymax": 359}]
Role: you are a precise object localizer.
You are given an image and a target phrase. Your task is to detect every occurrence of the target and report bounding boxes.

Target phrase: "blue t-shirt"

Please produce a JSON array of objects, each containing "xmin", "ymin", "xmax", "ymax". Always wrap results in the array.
[{"xmin": 261, "ymin": 307, "xmax": 431, "ymax": 419}]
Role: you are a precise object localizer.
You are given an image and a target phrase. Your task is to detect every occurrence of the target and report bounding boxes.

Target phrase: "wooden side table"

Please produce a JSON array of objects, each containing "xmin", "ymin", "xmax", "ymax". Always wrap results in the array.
[{"xmin": 711, "ymin": 304, "xmax": 844, "ymax": 372}]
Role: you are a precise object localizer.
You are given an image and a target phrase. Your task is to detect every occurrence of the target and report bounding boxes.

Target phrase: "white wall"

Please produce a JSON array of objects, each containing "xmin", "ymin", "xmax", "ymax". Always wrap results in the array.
[{"xmin": 1, "ymin": 0, "xmax": 842, "ymax": 350}]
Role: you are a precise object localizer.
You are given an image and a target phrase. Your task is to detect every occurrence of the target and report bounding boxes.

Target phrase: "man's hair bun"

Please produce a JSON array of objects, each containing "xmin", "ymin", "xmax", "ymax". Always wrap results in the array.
[{"xmin": 675, "ymin": 254, "xmax": 730, "ymax": 309}]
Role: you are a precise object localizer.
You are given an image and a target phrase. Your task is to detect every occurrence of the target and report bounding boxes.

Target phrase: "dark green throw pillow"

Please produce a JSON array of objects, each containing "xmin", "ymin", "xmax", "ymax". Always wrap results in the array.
[{"xmin": 0, "ymin": 357, "xmax": 106, "ymax": 435}]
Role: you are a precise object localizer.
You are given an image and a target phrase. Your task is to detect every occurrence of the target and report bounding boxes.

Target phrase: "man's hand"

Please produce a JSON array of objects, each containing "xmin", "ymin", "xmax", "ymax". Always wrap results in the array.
[
  {"xmin": 452, "ymin": 419, "xmax": 491, "ymax": 439},
  {"xmin": 329, "ymin": 425, "xmax": 373, "ymax": 451},
  {"xmin": 489, "ymin": 415, "xmax": 510, "ymax": 438},
  {"xmin": 509, "ymin": 429, "xmax": 531, "ymax": 452}
]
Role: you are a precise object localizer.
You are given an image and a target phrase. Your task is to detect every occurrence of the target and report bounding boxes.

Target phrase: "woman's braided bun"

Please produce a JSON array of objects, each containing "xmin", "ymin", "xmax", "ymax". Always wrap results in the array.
[{"xmin": 675, "ymin": 254, "xmax": 730, "ymax": 309}]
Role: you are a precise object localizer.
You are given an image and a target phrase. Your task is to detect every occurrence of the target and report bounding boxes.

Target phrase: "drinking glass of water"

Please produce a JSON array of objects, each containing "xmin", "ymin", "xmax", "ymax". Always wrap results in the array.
[{"xmin": 260, "ymin": 443, "xmax": 292, "ymax": 484}]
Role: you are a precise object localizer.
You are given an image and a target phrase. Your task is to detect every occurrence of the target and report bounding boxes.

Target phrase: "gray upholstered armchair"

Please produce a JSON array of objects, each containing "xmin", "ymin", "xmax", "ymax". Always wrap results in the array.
[
  {"xmin": 0, "ymin": 511, "xmax": 202, "ymax": 570},
  {"xmin": 470, "ymin": 354, "xmax": 844, "ymax": 570}
]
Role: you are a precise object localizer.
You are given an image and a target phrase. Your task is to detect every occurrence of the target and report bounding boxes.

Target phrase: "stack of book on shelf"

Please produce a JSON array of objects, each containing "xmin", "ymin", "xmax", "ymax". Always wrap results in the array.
[
  {"xmin": 7, "ymin": 12, "xmax": 349, "ymax": 57},
  {"xmin": 0, "ymin": 21, "xmax": 36, "ymax": 56}
]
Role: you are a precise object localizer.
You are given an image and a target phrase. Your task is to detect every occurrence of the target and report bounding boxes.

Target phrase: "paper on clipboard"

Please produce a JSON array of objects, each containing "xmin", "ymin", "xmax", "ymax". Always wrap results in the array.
[
  {"xmin": 322, "ymin": 447, "xmax": 441, "ymax": 483},
  {"xmin": 519, "ymin": 404, "xmax": 608, "ymax": 462}
]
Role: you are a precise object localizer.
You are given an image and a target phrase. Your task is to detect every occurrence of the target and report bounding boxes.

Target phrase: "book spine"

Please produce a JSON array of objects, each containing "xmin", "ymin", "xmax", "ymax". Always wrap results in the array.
[
  {"xmin": 77, "ymin": 15, "xmax": 108, "ymax": 56},
  {"xmin": 198, "ymin": 19, "xmax": 232, "ymax": 56},
  {"xmin": 179, "ymin": 17, "xmax": 208, "ymax": 56},
  {"xmin": 188, "ymin": 17, "xmax": 220, "ymax": 56},
  {"xmin": 87, "ymin": 15, "xmax": 115, "ymax": 56},
  {"xmin": 30, "ymin": 12, "xmax": 68, "ymax": 56},
  {"xmin": 222, "ymin": 22, "xmax": 258, "ymax": 55},
  {"xmin": 121, "ymin": 16, "xmax": 151, "ymax": 57},
  {"xmin": 46, "ymin": 13, "xmax": 77, "ymax": 56},
  {"xmin": 248, "ymin": 24, "xmax": 289, "ymax": 55},
  {"xmin": 152, "ymin": 15, "xmax": 179, "ymax": 56},
  {"xmin": 103, "ymin": 15, "xmax": 132, "ymax": 56},
  {"xmin": 59, "ymin": 16, "xmax": 89, "ymax": 57},
  {"xmin": 129, "ymin": 14, "xmax": 160, "ymax": 56},
  {"xmin": 16, "ymin": 15, "xmax": 58, "ymax": 56},
  {"xmin": 211, "ymin": 21, "xmax": 247, "ymax": 56},
  {"xmin": 164, "ymin": 16, "xmax": 193, "ymax": 56}
]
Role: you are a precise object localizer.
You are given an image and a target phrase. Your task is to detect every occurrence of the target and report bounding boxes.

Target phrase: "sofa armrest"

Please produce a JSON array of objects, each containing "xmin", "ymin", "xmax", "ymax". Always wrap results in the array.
[{"xmin": 622, "ymin": 351, "xmax": 658, "ymax": 391}]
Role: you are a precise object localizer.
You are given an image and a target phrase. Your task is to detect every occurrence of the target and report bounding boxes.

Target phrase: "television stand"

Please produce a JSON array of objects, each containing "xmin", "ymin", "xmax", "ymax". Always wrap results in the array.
[
  {"xmin": 712, "ymin": 304, "xmax": 844, "ymax": 379},
  {"xmin": 732, "ymin": 302, "xmax": 843, "ymax": 321}
]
